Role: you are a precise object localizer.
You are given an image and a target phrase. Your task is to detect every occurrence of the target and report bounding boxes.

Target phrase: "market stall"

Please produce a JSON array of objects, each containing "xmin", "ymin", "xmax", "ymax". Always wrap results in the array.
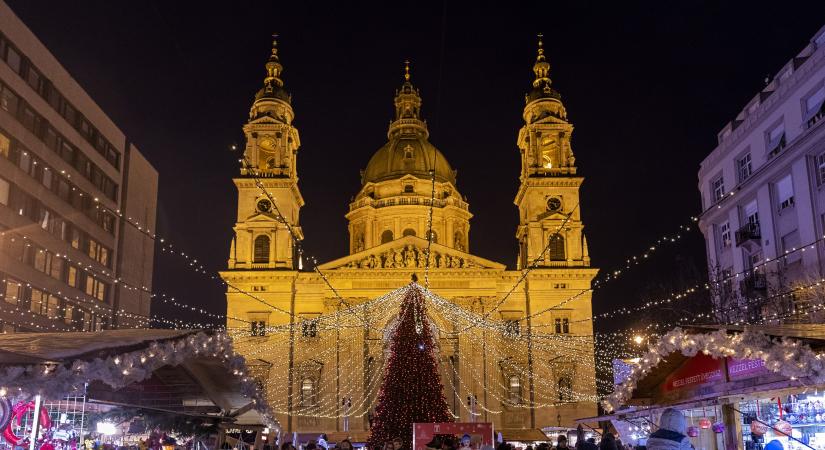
[
  {"xmin": 0, "ymin": 329, "xmax": 278, "ymax": 450},
  {"xmin": 587, "ymin": 325, "xmax": 825, "ymax": 450}
]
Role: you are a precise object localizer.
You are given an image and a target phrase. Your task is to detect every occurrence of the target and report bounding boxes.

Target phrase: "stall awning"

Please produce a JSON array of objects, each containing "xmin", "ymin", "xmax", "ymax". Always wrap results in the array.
[
  {"xmin": 0, "ymin": 329, "xmax": 277, "ymax": 428},
  {"xmin": 498, "ymin": 429, "xmax": 548, "ymax": 442}
]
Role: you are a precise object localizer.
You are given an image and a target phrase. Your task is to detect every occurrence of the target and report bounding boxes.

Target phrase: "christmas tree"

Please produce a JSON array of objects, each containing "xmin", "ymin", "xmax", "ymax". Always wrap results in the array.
[{"xmin": 368, "ymin": 284, "xmax": 453, "ymax": 450}]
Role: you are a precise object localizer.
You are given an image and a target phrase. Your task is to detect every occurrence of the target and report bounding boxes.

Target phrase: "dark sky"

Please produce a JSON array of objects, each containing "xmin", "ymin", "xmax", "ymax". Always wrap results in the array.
[{"xmin": 7, "ymin": 1, "xmax": 825, "ymax": 330}]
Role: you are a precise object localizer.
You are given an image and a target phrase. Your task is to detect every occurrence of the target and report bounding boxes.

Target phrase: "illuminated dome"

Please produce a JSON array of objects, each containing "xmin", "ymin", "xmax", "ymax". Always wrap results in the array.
[
  {"xmin": 363, "ymin": 136, "xmax": 455, "ymax": 184},
  {"xmin": 361, "ymin": 61, "xmax": 457, "ymax": 185}
]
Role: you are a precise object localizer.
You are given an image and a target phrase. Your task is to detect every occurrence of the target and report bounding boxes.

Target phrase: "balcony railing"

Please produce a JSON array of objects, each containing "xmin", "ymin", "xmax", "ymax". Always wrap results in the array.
[
  {"xmin": 735, "ymin": 222, "xmax": 761, "ymax": 247},
  {"xmin": 349, "ymin": 195, "xmax": 469, "ymax": 212},
  {"xmin": 740, "ymin": 271, "xmax": 767, "ymax": 292}
]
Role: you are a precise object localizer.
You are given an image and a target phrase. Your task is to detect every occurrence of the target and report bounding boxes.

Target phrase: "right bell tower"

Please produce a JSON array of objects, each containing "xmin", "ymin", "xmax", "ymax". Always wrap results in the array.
[{"xmin": 515, "ymin": 34, "xmax": 591, "ymax": 270}]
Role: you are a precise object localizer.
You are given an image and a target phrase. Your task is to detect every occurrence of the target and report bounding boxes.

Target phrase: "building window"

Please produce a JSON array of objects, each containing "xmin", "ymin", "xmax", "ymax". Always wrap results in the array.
[
  {"xmin": 737, "ymin": 153, "xmax": 752, "ymax": 182},
  {"xmin": 817, "ymin": 152, "xmax": 825, "ymax": 186},
  {"xmin": 301, "ymin": 319, "xmax": 318, "ymax": 338},
  {"xmin": 301, "ymin": 378, "xmax": 316, "ymax": 408},
  {"xmin": 554, "ymin": 317, "xmax": 570, "ymax": 334},
  {"xmin": 508, "ymin": 376, "xmax": 521, "ymax": 405},
  {"xmin": 503, "ymin": 320, "xmax": 520, "ymax": 337},
  {"xmin": 253, "ymin": 235, "xmax": 270, "ymax": 263},
  {"xmin": 744, "ymin": 200, "xmax": 759, "ymax": 226},
  {"xmin": 782, "ymin": 230, "xmax": 802, "ymax": 265},
  {"xmin": 766, "ymin": 122, "xmax": 786, "ymax": 158},
  {"xmin": 250, "ymin": 320, "xmax": 267, "ymax": 337},
  {"xmin": 720, "ymin": 221, "xmax": 731, "ymax": 249},
  {"xmin": 404, "ymin": 184, "xmax": 414, "ymax": 193},
  {"xmin": 426, "ymin": 230, "xmax": 437, "ymax": 243},
  {"xmin": 402, "ymin": 228, "xmax": 416, "ymax": 237},
  {"xmin": 776, "ymin": 175, "xmax": 794, "ymax": 210},
  {"xmin": 711, "ymin": 176, "xmax": 725, "ymax": 202},
  {"xmin": 804, "ymin": 85, "xmax": 825, "ymax": 128},
  {"xmin": 381, "ymin": 230, "xmax": 394, "ymax": 244},
  {"xmin": 558, "ymin": 376, "xmax": 574, "ymax": 402},
  {"xmin": 454, "ymin": 232, "xmax": 466, "ymax": 251},
  {"xmin": 548, "ymin": 234, "xmax": 565, "ymax": 261},
  {"xmin": 0, "ymin": 178, "xmax": 9, "ymax": 206},
  {"xmin": 3, "ymin": 278, "xmax": 21, "ymax": 305}
]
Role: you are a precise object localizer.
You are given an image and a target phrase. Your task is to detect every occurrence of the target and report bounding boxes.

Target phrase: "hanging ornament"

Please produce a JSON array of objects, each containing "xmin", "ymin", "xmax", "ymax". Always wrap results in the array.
[
  {"xmin": 712, "ymin": 405, "xmax": 724, "ymax": 434},
  {"xmin": 774, "ymin": 420, "xmax": 793, "ymax": 437},
  {"xmin": 750, "ymin": 421, "xmax": 768, "ymax": 436},
  {"xmin": 3, "ymin": 400, "xmax": 51, "ymax": 446},
  {"xmin": 686, "ymin": 426, "xmax": 700, "ymax": 438},
  {"xmin": 699, "ymin": 407, "xmax": 710, "ymax": 429}
]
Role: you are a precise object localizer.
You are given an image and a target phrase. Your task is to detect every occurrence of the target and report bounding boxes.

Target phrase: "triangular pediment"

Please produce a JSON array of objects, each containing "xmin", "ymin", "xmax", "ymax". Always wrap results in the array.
[
  {"xmin": 536, "ymin": 210, "xmax": 568, "ymax": 221},
  {"xmin": 317, "ymin": 236, "xmax": 506, "ymax": 270},
  {"xmin": 244, "ymin": 211, "xmax": 282, "ymax": 222},
  {"xmin": 247, "ymin": 115, "xmax": 286, "ymax": 126}
]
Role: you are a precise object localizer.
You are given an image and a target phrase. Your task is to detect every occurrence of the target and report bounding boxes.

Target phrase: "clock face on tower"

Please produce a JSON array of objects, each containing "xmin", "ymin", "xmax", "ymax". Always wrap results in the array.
[
  {"xmin": 257, "ymin": 199, "xmax": 272, "ymax": 213},
  {"xmin": 546, "ymin": 197, "xmax": 562, "ymax": 212},
  {"xmin": 259, "ymin": 137, "xmax": 277, "ymax": 152}
]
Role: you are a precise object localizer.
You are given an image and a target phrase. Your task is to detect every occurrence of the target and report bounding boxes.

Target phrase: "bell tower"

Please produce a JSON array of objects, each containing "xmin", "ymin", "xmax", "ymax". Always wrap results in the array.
[
  {"xmin": 228, "ymin": 36, "xmax": 304, "ymax": 270},
  {"xmin": 514, "ymin": 35, "xmax": 590, "ymax": 269}
]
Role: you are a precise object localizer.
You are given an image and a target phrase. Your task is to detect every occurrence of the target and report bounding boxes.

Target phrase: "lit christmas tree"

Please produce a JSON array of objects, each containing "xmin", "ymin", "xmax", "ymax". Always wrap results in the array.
[{"xmin": 368, "ymin": 283, "xmax": 453, "ymax": 450}]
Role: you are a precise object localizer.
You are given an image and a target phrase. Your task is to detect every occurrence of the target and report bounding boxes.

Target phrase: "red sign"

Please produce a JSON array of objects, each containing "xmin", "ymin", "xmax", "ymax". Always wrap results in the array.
[
  {"xmin": 663, "ymin": 353, "xmax": 724, "ymax": 392},
  {"xmin": 726, "ymin": 357, "xmax": 769, "ymax": 381},
  {"xmin": 413, "ymin": 423, "xmax": 494, "ymax": 450}
]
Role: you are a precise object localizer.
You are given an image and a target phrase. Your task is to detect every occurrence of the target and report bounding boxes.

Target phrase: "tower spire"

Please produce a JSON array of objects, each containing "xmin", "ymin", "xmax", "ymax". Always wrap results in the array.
[
  {"xmin": 389, "ymin": 59, "xmax": 427, "ymax": 138},
  {"xmin": 264, "ymin": 33, "xmax": 284, "ymax": 88},
  {"xmin": 532, "ymin": 33, "xmax": 551, "ymax": 88}
]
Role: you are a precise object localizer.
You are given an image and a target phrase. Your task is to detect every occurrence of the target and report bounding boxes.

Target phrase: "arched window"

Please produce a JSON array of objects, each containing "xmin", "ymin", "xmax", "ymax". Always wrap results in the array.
[
  {"xmin": 426, "ymin": 230, "xmax": 438, "ymax": 243},
  {"xmin": 403, "ymin": 228, "xmax": 416, "ymax": 237},
  {"xmin": 454, "ymin": 231, "xmax": 465, "ymax": 251},
  {"xmin": 300, "ymin": 378, "xmax": 315, "ymax": 408},
  {"xmin": 381, "ymin": 230, "xmax": 394, "ymax": 244},
  {"xmin": 558, "ymin": 376, "xmax": 573, "ymax": 402},
  {"xmin": 548, "ymin": 234, "xmax": 565, "ymax": 261},
  {"xmin": 508, "ymin": 376, "xmax": 521, "ymax": 405},
  {"xmin": 253, "ymin": 235, "xmax": 270, "ymax": 263}
]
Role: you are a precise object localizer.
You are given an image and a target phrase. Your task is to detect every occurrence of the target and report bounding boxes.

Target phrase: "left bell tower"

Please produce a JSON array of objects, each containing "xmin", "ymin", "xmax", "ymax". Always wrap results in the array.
[{"xmin": 228, "ymin": 36, "xmax": 304, "ymax": 270}]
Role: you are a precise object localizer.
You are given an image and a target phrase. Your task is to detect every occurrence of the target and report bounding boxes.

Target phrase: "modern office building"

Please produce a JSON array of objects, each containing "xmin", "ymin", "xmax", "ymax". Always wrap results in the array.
[
  {"xmin": 698, "ymin": 24, "xmax": 825, "ymax": 322},
  {"xmin": 0, "ymin": 1, "xmax": 158, "ymax": 331}
]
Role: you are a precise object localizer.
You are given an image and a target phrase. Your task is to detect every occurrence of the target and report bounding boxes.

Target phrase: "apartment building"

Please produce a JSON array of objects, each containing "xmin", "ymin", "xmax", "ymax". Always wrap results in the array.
[
  {"xmin": 0, "ymin": 1, "xmax": 157, "ymax": 331},
  {"xmin": 698, "ymin": 24, "xmax": 825, "ymax": 322}
]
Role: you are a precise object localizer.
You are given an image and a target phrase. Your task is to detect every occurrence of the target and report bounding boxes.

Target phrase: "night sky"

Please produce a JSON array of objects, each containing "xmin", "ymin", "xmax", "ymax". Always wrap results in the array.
[{"xmin": 7, "ymin": 1, "xmax": 825, "ymax": 330}]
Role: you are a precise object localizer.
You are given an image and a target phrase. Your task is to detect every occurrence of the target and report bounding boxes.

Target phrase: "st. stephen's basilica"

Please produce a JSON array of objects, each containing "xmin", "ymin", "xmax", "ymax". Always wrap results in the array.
[{"xmin": 221, "ymin": 36, "xmax": 599, "ymax": 436}]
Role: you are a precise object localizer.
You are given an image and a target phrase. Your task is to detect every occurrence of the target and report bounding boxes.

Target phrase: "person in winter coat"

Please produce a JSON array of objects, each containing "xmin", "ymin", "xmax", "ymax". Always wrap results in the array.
[
  {"xmin": 598, "ymin": 433, "xmax": 617, "ymax": 450},
  {"xmin": 646, "ymin": 408, "xmax": 693, "ymax": 450},
  {"xmin": 764, "ymin": 440, "xmax": 784, "ymax": 450}
]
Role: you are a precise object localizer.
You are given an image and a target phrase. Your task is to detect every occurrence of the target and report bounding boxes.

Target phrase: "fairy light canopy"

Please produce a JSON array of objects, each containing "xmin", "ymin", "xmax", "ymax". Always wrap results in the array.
[{"xmin": 0, "ymin": 329, "xmax": 278, "ymax": 428}]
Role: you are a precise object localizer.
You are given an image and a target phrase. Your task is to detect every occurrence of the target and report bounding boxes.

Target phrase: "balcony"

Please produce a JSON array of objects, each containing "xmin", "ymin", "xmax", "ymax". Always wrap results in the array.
[
  {"xmin": 740, "ymin": 271, "xmax": 767, "ymax": 293},
  {"xmin": 735, "ymin": 222, "xmax": 761, "ymax": 248}
]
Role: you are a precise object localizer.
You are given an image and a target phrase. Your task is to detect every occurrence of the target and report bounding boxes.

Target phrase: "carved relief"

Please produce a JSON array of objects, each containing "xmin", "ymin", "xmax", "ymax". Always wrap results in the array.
[{"xmin": 345, "ymin": 245, "xmax": 478, "ymax": 269}]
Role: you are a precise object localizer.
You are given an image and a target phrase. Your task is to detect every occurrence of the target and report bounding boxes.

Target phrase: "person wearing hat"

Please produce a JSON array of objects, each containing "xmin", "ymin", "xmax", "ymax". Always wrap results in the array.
[
  {"xmin": 646, "ymin": 408, "xmax": 692, "ymax": 450},
  {"xmin": 458, "ymin": 435, "xmax": 472, "ymax": 450}
]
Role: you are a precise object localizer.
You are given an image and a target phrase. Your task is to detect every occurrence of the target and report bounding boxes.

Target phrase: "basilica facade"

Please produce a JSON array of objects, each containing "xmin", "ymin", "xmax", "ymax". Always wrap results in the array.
[{"xmin": 221, "ymin": 38, "xmax": 599, "ymax": 435}]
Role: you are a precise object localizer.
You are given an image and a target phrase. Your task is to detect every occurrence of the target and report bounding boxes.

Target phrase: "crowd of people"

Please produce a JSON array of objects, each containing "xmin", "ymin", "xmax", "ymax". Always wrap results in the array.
[{"xmin": 273, "ymin": 409, "xmax": 793, "ymax": 450}]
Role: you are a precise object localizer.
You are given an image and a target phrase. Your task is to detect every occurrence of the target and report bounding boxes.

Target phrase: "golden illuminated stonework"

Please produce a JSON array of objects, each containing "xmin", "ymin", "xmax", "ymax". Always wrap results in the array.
[{"xmin": 221, "ymin": 38, "xmax": 599, "ymax": 435}]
